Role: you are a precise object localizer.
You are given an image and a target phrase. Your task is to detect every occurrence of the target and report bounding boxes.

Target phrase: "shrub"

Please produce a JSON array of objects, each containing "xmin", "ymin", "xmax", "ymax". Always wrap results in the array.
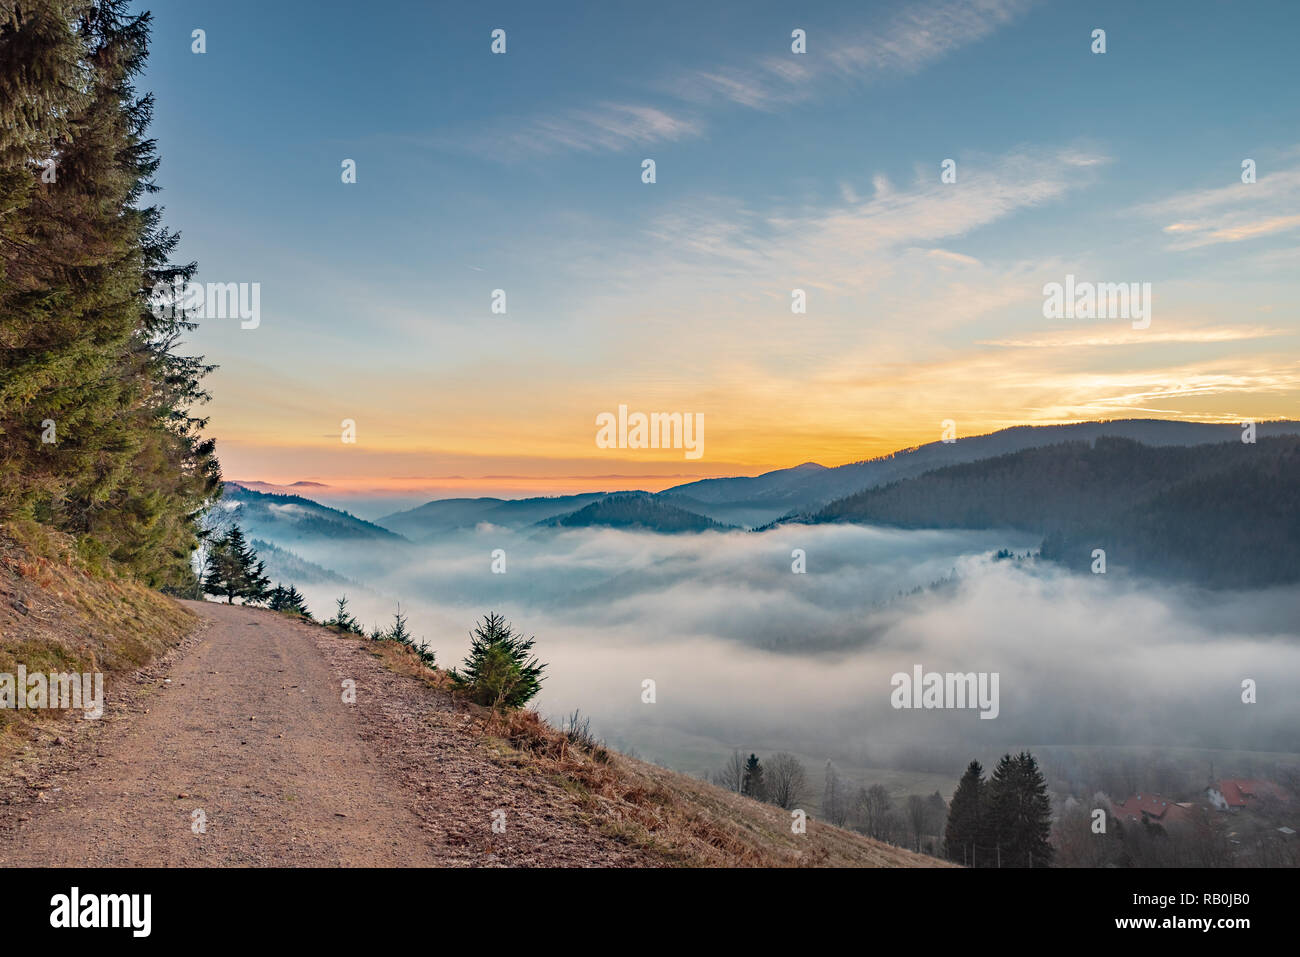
[
  {"xmin": 367, "ymin": 604, "xmax": 436, "ymax": 667},
  {"xmin": 325, "ymin": 595, "xmax": 363, "ymax": 634},
  {"xmin": 387, "ymin": 604, "xmax": 412, "ymax": 644},
  {"xmin": 267, "ymin": 583, "xmax": 313, "ymax": 620},
  {"xmin": 563, "ymin": 709, "xmax": 610, "ymax": 763},
  {"xmin": 450, "ymin": 612, "xmax": 545, "ymax": 709}
]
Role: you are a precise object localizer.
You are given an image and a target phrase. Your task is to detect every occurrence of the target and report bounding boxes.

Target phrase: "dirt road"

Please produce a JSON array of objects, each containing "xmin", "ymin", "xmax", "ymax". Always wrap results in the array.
[{"xmin": 0, "ymin": 601, "xmax": 646, "ymax": 867}]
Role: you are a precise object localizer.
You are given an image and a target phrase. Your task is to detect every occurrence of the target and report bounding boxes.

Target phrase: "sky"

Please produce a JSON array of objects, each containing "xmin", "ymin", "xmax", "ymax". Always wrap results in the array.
[{"xmin": 137, "ymin": 0, "xmax": 1300, "ymax": 497}]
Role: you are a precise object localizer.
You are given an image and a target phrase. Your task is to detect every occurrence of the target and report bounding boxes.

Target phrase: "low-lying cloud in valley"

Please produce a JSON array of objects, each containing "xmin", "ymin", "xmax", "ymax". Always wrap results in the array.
[{"xmin": 281, "ymin": 522, "xmax": 1300, "ymax": 783}]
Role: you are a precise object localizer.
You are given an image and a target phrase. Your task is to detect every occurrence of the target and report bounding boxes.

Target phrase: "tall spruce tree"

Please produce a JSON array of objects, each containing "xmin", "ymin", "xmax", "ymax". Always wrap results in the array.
[
  {"xmin": 985, "ymin": 752, "xmax": 1054, "ymax": 868},
  {"xmin": 0, "ymin": 1, "xmax": 220, "ymax": 590},
  {"xmin": 201, "ymin": 526, "xmax": 268, "ymax": 604},
  {"xmin": 944, "ymin": 760, "xmax": 986, "ymax": 866}
]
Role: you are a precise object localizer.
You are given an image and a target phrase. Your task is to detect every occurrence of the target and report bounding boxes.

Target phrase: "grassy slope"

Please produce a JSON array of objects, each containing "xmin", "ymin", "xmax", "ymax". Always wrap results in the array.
[
  {"xmin": 355, "ymin": 624, "xmax": 947, "ymax": 868},
  {"xmin": 0, "ymin": 523, "xmax": 195, "ymax": 752}
]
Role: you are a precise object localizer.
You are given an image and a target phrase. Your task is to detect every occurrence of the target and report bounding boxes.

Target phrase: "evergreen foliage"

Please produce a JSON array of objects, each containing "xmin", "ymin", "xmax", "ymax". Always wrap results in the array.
[
  {"xmin": 984, "ymin": 752, "xmax": 1054, "ymax": 868},
  {"xmin": 450, "ymin": 612, "xmax": 545, "ymax": 709},
  {"xmin": 0, "ymin": 1, "xmax": 221, "ymax": 589},
  {"xmin": 944, "ymin": 760, "xmax": 986, "ymax": 865},
  {"xmin": 386, "ymin": 604, "xmax": 411, "ymax": 643},
  {"xmin": 324, "ymin": 594, "xmax": 363, "ymax": 634},
  {"xmin": 201, "ymin": 525, "xmax": 269, "ymax": 604},
  {"xmin": 266, "ymin": 582, "xmax": 311, "ymax": 619},
  {"xmin": 813, "ymin": 436, "xmax": 1300, "ymax": 587},
  {"xmin": 367, "ymin": 603, "xmax": 434, "ymax": 664},
  {"xmin": 741, "ymin": 753, "xmax": 766, "ymax": 800}
]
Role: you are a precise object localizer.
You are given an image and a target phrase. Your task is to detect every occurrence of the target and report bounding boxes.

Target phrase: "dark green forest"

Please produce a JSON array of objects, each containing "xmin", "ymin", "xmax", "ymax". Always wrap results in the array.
[
  {"xmin": 0, "ymin": 0, "xmax": 219, "ymax": 590},
  {"xmin": 809, "ymin": 436, "xmax": 1300, "ymax": 587},
  {"xmin": 547, "ymin": 491, "xmax": 730, "ymax": 533}
]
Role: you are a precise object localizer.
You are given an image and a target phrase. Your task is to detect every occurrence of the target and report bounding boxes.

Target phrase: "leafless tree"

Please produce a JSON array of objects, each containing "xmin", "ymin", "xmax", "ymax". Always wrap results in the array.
[
  {"xmin": 1051, "ymin": 803, "xmax": 1121, "ymax": 868},
  {"xmin": 712, "ymin": 749, "xmax": 745, "ymax": 792},
  {"xmin": 1185, "ymin": 808, "xmax": 1235, "ymax": 867},
  {"xmin": 823, "ymin": 761, "xmax": 850, "ymax": 826},
  {"xmin": 906, "ymin": 794, "xmax": 929, "ymax": 852},
  {"xmin": 765, "ymin": 752, "xmax": 807, "ymax": 809},
  {"xmin": 856, "ymin": 783, "xmax": 892, "ymax": 840}
]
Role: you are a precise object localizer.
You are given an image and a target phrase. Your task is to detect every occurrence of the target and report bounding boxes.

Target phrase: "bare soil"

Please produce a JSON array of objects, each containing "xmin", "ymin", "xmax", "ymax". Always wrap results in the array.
[{"xmin": 0, "ymin": 600, "xmax": 649, "ymax": 866}]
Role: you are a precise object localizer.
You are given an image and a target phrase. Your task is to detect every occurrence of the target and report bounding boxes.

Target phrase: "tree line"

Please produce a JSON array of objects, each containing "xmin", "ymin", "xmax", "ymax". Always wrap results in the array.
[
  {"xmin": 943, "ymin": 753, "xmax": 1053, "ymax": 867},
  {"xmin": 709, "ymin": 748, "xmax": 1054, "ymax": 865},
  {"xmin": 812, "ymin": 435, "xmax": 1300, "ymax": 587},
  {"xmin": 1, "ymin": 0, "xmax": 220, "ymax": 590},
  {"xmin": 709, "ymin": 751, "xmax": 948, "ymax": 854},
  {"xmin": 202, "ymin": 526, "xmax": 546, "ymax": 710}
]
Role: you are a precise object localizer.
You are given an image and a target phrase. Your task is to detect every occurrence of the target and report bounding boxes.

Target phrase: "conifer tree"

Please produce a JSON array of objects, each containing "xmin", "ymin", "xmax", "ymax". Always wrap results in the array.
[
  {"xmin": 742, "ymin": 753, "xmax": 766, "ymax": 800},
  {"xmin": 985, "ymin": 752, "xmax": 1054, "ymax": 868},
  {"xmin": 0, "ymin": 1, "xmax": 220, "ymax": 589},
  {"xmin": 201, "ymin": 526, "xmax": 268, "ymax": 604},
  {"xmin": 944, "ymin": 759, "xmax": 986, "ymax": 865},
  {"xmin": 386, "ymin": 604, "xmax": 411, "ymax": 643},
  {"xmin": 267, "ymin": 583, "xmax": 311, "ymax": 619},
  {"xmin": 325, "ymin": 595, "xmax": 362, "ymax": 634},
  {"xmin": 450, "ymin": 612, "xmax": 545, "ymax": 709}
]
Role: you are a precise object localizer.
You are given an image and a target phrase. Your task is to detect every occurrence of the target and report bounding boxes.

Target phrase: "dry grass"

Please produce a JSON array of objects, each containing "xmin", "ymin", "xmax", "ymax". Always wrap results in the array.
[
  {"xmin": 0, "ymin": 524, "xmax": 194, "ymax": 752},
  {"xmin": 477, "ymin": 707, "xmax": 950, "ymax": 867},
  {"xmin": 347, "ymin": 626, "xmax": 949, "ymax": 867}
]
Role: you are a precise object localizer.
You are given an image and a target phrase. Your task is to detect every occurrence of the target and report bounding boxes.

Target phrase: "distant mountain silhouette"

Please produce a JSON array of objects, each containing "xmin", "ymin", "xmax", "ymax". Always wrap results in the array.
[
  {"xmin": 540, "ymin": 492, "xmax": 729, "ymax": 533},
  {"xmin": 239, "ymin": 419, "xmax": 1300, "ymax": 586},
  {"xmin": 229, "ymin": 479, "xmax": 331, "ymax": 494},
  {"xmin": 250, "ymin": 538, "xmax": 350, "ymax": 586},
  {"xmin": 665, "ymin": 419, "xmax": 1300, "ymax": 528},
  {"xmin": 377, "ymin": 492, "xmax": 610, "ymax": 540},
  {"xmin": 799, "ymin": 435, "xmax": 1300, "ymax": 587},
  {"xmin": 221, "ymin": 485, "xmax": 405, "ymax": 545}
]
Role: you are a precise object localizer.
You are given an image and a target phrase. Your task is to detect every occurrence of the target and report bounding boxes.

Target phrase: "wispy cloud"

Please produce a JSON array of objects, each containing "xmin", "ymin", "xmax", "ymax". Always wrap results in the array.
[
  {"xmin": 925, "ymin": 248, "xmax": 982, "ymax": 266},
  {"xmin": 980, "ymin": 326, "xmax": 1291, "ymax": 348},
  {"xmin": 457, "ymin": 102, "xmax": 702, "ymax": 158},
  {"xmin": 449, "ymin": 0, "xmax": 1035, "ymax": 158},
  {"xmin": 826, "ymin": 0, "xmax": 1035, "ymax": 80},
  {"xmin": 625, "ymin": 147, "xmax": 1107, "ymax": 293},
  {"xmin": 663, "ymin": 58, "xmax": 815, "ymax": 111},
  {"xmin": 989, "ymin": 360, "xmax": 1300, "ymax": 418},
  {"xmin": 1142, "ymin": 164, "xmax": 1300, "ymax": 250},
  {"xmin": 666, "ymin": 0, "xmax": 1035, "ymax": 111}
]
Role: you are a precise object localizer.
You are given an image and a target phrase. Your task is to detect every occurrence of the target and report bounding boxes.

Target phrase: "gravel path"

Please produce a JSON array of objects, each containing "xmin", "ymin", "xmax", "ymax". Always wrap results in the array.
[{"xmin": 0, "ymin": 600, "xmax": 647, "ymax": 867}]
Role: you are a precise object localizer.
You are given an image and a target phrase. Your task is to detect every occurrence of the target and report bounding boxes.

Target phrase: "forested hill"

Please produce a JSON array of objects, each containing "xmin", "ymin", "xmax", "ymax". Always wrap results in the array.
[
  {"xmin": 543, "ymin": 492, "xmax": 730, "ymax": 533},
  {"xmin": 221, "ymin": 485, "xmax": 404, "ymax": 543},
  {"xmin": 665, "ymin": 419, "xmax": 1300, "ymax": 526},
  {"xmin": 806, "ymin": 436, "xmax": 1300, "ymax": 587}
]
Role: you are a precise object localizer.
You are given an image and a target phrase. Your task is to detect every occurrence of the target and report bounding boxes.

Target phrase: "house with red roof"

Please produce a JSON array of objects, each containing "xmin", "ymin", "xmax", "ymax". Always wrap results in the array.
[
  {"xmin": 1206, "ymin": 779, "xmax": 1292, "ymax": 812},
  {"xmin": 1111, "ymin": 793, "xmax": 1198, "ymax": 827}
]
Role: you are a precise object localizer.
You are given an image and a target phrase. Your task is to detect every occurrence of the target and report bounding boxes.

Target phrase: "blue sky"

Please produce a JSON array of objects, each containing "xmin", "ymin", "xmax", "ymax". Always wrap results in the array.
[{"xmin": 136, "ymin": 0, "xmax": 1300, "ymax": 494}]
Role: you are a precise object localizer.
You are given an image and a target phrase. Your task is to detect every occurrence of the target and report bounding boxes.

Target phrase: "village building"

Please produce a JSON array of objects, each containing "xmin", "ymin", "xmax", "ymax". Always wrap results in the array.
[{"xmin": 1205, "ymin": 779, "xmax": 1292, "ymax": 812}]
